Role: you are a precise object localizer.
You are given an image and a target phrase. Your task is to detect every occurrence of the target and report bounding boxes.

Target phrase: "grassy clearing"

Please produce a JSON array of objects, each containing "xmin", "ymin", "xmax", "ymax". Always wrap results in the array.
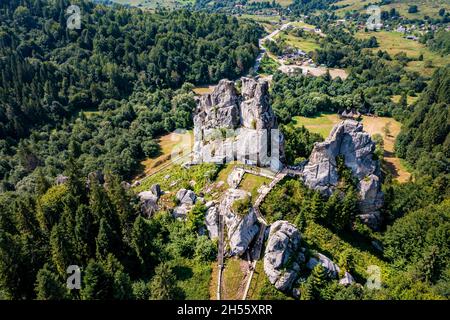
[
  {"xmin": 239, "ymin": 174, "xmax": 271, "ymax": 199},
  {"xmin": 221, "ymin": 257, "xmax": 247, "ymax": 300},
  {"xmin": 293, "ymin": 113, "xmax": 340, "ymax": 138},
  {"xmin": 239, "ymin": 14, "xmax": 282, "ymax": 24},
  {"xmin": 391, "ymin": 95, "xmax": 419, "ymax": 105},
  {"xmin": 277, "ymin": 32, "xmax": 321, "ymax": 53},
  {"xmin": 356, "ymin": 31, "xmax": 448, "ymax": 77},
  {"xmin": 292, "ymin": 113, "xmax": 411, "ymax": 182},
  {"xmin": 112, "ymin": 0, "xmax": 194, "ymax": 9},
  {"xmin": 171, "ymin": 257, "xmax": 212, "ymax": 300},
  {"xmin": 134, "ymin": 163, "xmax": 221, "ymax": 194},
  {"xmin": 138, "ymin": 131, "xmax": 193, "ymax": 179}
]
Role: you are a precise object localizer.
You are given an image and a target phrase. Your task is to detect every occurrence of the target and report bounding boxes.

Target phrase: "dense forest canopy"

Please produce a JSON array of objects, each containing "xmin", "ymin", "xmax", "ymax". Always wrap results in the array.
[
  {"xmin": 0, "ymin": 0, "xmax": 449, "ymax": 302},
  {"xmin": 0, "ymin": 0, "xmax": 262, "ymax": 140}
]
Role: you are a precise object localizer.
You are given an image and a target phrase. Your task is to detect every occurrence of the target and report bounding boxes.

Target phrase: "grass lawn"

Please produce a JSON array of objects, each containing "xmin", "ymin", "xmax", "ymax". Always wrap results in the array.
[
  {"xmin": 221, "ymin": 257, "xmax": 247, "ymax": 300},
  {"xmin": 134, "ymin": 163, "xmax": 221, "ymax": 194},
  {"xmin": 138, "ymin": 131, "xmax": 193, "ymax": 179},
  {"xmin": 277, "ymin": 32, "xmax": 321, "ymax": 53},
  {"xmin": 293, "ymin": 113, "xmax": 411, "ymax": 182},
  {"xmin": 391, "ymin": 95, "xmax": 419, "ymax": 106},
  {"xmin": 356, "ymin": 31, "xmax": 448, "ymax": 77},
  {"xmin": 293, "ymin": 113, "xmax": 340, "ymax": 138},
  {"xmin": 193, "ymin": 85, "xmax": 215, "ymax": 96},
  {"xmin": 248, "ymin": 0, "xmax": 293, "ymax": 6},
  {"xmin": 111, "ymin": 0, "xmax": 194, "ymax": 9},
  {"xmin": 239, "ymin": 174, "xmax": 272, "ymax": 199},
  {"xmin": 247, "ymin": 260, "xmax": 292, "ymax": 300}
]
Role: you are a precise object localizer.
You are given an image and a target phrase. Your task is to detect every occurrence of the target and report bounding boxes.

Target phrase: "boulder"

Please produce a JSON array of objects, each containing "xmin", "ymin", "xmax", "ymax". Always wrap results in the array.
[
  {"xmin": 220, "ymin": 189, "xmax": 259, "ymax": 256},
  {"xmin": 150, "ymin": 184, "xmax": 162, "ymax": 198},
  {"xmin": 302, "ymin": 120, "xmax": 384, "ymax": 229},
  {"xmin": 205, "ymin": 205, "xmax": 219, "ymax": 239},
  {"xmin": 263, "ymin": 221, "xmax": 304, "ymax": 291},
  {"xmin": 138, "ymin": 191, "xmax": 159, "ymax": 217},
  {"xmin": 176, "ymin": 188, "xmax": 196, "ymax": 205},
  {"xmin": 55, "ymin": 175, "xmax": 68, "ymax": 185},
  {"xmin": 173, "ymin": 204, "xmax": 190, "ymax": 220},
  {"xmin": 306, "ymin": 253, "xmax": 340, "ymax": 279}
]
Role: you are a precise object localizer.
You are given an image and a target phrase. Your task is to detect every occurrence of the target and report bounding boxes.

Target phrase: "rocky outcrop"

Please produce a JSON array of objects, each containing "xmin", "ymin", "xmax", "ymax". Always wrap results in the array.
[
  {"xmin": 306, "ymin": 253, "xmax": 340, "ymax": 279},
  {"xmin": 219, "ymin": 189, "xmax": 259, "ymax": 256},
  {"xmin": 176, "ymin": 188, "xmax": 197, "ymax": 205},
  {"xmin": 302, "ymin": 120, "xmax": 384, "ymax": 229},
  {"xmin": 193, "ymin": 77, "xmax": 284, "ymax": 171},
  {"xmin": 339, "ymin": 272, "xmax": 355, "ymax": 286},
  {"xmin": 264, "ymin": 221, "xmax": 305, "ymax": 291},
  {"xmin": 138, "ymin": 191, "xmax": 159, "ymax": 218}
]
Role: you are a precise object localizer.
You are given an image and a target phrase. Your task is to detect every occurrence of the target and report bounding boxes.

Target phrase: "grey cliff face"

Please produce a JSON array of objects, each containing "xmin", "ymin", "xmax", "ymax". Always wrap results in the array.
[
  {"xmin": 302, "ymin": 120, "xmax": 384, "ymax": 229},
  {"xmin": 193, "ymin": 77, "xmax": 284, "ymax": 170},
  {"xmin": 220, "ymin": 188, "xmax": 259, "ymax": 256},
  {"xmin": 263, "ymin": 221, "xmax": 305, "ymax": 291}
]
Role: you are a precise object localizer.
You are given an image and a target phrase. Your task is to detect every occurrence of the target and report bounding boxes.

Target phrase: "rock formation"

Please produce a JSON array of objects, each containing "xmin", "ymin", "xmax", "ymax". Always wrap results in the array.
[
  {"xmin": 306, "ymin": 253, "xmax": 341, "ymax": 279},
  {"xmin": 302, "ymin": 120, "xmax": 384, "ymax": 229},
  {"xmin": 216, "ymin": 188, "xmax": 260, "ymax": 256},
  {"xmin": 138, "ymin": 184, "xmax": 163, "ymax": 218},
  {"xmin": 193, "ymin": 77, "xmax": 284, "ymax": 171},
  {"xmin": 263, "ymin": 221, "xmax": 305, "ymax": 291}
]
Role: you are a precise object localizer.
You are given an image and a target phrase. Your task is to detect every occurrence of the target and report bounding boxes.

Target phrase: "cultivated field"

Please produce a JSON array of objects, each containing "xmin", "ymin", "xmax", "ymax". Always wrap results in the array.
[
  {"xmin": 334, "ymin": 0, "xmax": 449, "ymax": 19},
  {"xmin": 293, "ymin": 113, "xmax": 411, "ymax": 182},
  {"xmin": 357, "ymin": 31, "xmax": 448, "ymax": 77}
]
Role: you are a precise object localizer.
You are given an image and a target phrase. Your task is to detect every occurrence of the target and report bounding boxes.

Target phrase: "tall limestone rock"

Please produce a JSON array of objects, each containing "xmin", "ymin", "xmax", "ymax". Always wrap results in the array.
[
  {"xmin": 302, "ymin": 120, "xmax": 384, "ymax": 229},
  {"xmin": 263, "ymin": 221, "xmax": 305, "ymax": 291},
  {"xmin": 193, "ymin": 77, "xmax": 284, "ymax": 171}
]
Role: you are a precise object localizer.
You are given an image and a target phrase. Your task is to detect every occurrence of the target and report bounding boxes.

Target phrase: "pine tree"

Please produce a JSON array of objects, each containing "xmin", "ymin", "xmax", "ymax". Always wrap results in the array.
[
  {"xmin": 95, "ymin": 218, "xmax": 115, "ymax": 261},
  {"xmin": 35, "ymin": 265, "xmax": 67, "ymax": 300},
  {"xmin": 131, "ymin": 216, "xmax": 156, "ymax": 275},
  {"xmin": 50, "ymin": 222, "xmax": 74, "ymax": 276},
  {"xmin": 149, "ymin": 262, "xmax": 178, "ymax": 300}
]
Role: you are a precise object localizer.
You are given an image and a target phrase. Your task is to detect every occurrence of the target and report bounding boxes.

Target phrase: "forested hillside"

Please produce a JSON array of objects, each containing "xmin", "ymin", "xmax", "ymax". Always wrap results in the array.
[
  {"xmin": 395, "ymin": 66, "xmax": 449, "ymax": 178},
  {"xmin": 0, "ymin": 0, "xmax": 262, "ymax": 140}
]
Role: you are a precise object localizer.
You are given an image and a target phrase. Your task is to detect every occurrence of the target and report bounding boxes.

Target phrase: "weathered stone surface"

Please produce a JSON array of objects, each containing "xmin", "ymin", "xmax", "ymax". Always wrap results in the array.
[
  {"xmin": 193, "ymin": 77, "xmax": 284, "ymax": 170},
  {"xmin": 339, "ymin": 272, "xmax": 355, "ymax": 286},
  {"xmin": 302, "ymin": 120, "xmax": 384, "ymax": 229},
  {"xmin": 263, "ymin": 221, "xmax": 304, "ymax": 291},
  {"xmin": 138, "ymin": 191, "xmax": 159, "ymax": 217},
  {"xmin": 306, "ymin": 253, "xmax": 340, "ymax": 279},
  {"xmin": 150, "ymin": 184, "xmax": 162, "ymax": 198},
  {"xmin": 55, "ymin": 175, "xmax": 68, "ymax": 185},
  {"xmin": 220, "ymin": 189, "xmax": 259, "ymax": 256},
  {"xmin": 173, "ymin": 204, "xmax": 190, "ymax": 219},
  {"xmin": 205, "ymin": 205, "xmax": 219, "ymax": 239},
  {"xmin": 176, "ymin": 188, "xmax": 196, "ymax": 205}
]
